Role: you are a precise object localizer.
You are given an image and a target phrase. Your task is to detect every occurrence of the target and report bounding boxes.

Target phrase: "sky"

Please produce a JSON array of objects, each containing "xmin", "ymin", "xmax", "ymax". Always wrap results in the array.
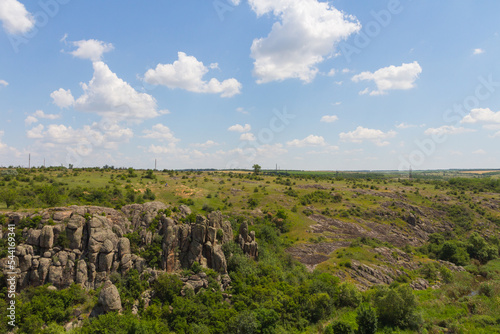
[{"xmin": 1, "ymin": 0, "xmax": 500, "ymax": 171}]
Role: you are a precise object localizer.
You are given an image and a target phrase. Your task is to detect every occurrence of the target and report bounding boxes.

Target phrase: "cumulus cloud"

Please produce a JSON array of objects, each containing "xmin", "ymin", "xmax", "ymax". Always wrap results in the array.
[
  {"xmin": 73, "ymin": 61, "xmax": 160, "ymax": 122},
  {"xmin": 339, "ymin": 126, "xmax": 396, "ymax": 146},
  {"xmin": 34, "ymin": 110, "xmax": 60, "ymax": 120},
  {"xmin": 0, "ymin": 0, "xmax": 34, "ymax": 34},
  {"xmin": 395, "ymin": 122, "xmax": 417, "ymax": 129},
  {"xmin": 249, "ymin": 0, "xmax": 361, "ymax": 83},
  {"xmin": 472, "ymin": 149, "xmax": 486, "ymax": 154},
  {"xmin": 192, "ymin": 140, "xmax": 219, "ymax": 149},
  {"xmin": 69, "ymin": 39, "xmax": 114, "ymax": 62},
  {"xmin": 461, "ymin": 108, "xmax": 500, "ymax": 137},
  {"xmin": 144, "ymin": 52, "xmax": 241, "ymax": 97},
  {"xmin": 0, "ymin": 79, "xmax": 8, "ymax": 87},
  {"xmin": 352, "ymin": 61, "xmax": 422, "ymax": 95},
  {"xmin": 26, "ymin": 124, "xmax": 44, "ymax": 139},
  {"xmin": 228, "ymin": 124, "xmax": 251, "ymax": 132},
  {"xmin": 24, "ymin": 115, "xmax": 38, "ymax": 125},
  {"xmin": 424, "ymin": 125, "xmax": 475, "ymax": 136},
  {"xmin": 321, "ymin": 115, "xmax": 338, "ymax": 123},
  {"xmin": 27, "ymin": 122, "xmax": 133, "ymax": 152},
  {"xmin": 236, "ymin": 107, "xmax": 249, "ymax": 115},
  {"xmin": 240, "ymin": 132, "xmax": 256, "ymax": 141},
  {"xmin": 461, "ymin": 108, "xmax": 500, "ymax": 124},
  {"xmin": 287, "ymin": 135, "xmax": 326, "ymax": 147},
  {"xmin": 51, "ymin": 88, "xmax": 75, "ymax": 109},
  {"xmin": 473, "ymin": 48, "xmax": 485, "ymax": 55},
  {"xmin": 142, "ymin": 124, "xmax": 179, "ymax": 143}
]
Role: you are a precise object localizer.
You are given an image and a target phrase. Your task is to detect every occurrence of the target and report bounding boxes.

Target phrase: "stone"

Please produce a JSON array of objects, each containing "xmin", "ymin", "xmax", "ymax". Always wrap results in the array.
[
  {"xmin": 40, "ymin": 226, "xmax": 54, "ymax": 249},
  {"xmin": 179, "ymin": 204, "xmax": 191, "ymax": 216},
  {"xmin": 98, "ymin": 280, "xmax": 122, "ymax": 313}
]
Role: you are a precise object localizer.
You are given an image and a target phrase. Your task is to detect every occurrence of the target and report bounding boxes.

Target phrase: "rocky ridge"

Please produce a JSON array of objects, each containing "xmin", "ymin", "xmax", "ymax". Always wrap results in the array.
[{"xmin": 0, "ymin": 202, "xmax": 258, "ymax": 309}]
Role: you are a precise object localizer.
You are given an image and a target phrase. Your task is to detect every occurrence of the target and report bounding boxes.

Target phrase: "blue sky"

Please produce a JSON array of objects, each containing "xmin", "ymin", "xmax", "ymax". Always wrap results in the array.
[{"xmin": 1, "ymin": 0, "xmax": 500, "ymax": 170}]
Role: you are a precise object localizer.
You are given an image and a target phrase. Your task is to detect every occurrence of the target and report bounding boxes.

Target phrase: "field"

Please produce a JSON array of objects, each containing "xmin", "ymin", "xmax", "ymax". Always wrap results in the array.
[{"xmin": 1, "ymin": 166, "xmax": 500, "ymax": 333}]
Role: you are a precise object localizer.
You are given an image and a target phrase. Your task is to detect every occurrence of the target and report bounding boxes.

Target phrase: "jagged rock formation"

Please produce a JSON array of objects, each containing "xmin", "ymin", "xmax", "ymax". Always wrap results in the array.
[
  {"xmin": 0, "ymin": 202, "xmax": 256, "ymax": 295},
  {"xmin": 238, "ymin": 221, "xmax": 258, "ymax": 259}
]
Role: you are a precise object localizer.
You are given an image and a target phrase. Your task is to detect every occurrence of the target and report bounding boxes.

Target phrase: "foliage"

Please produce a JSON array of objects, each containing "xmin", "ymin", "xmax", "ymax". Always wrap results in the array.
[
  {"xmin": 372, "ymin": 284, "xmax": 422, "ymax": 329},
  {"xmin": 356, "ymin": 303, "xmax": 377, "ymax": 334},
  {"xmin": 153, "ymin": 274, "xmax": 184, "ymax": 304}
]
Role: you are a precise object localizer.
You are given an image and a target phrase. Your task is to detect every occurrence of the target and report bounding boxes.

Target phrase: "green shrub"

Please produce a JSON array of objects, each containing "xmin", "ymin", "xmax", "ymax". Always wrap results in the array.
[
  {"xmin": 335, "ymin": 282, "xmax": 362, "ymax": 308},
  {"xmin": 356, "ymin": 303, "xmax": 377, "ymax": 334}
]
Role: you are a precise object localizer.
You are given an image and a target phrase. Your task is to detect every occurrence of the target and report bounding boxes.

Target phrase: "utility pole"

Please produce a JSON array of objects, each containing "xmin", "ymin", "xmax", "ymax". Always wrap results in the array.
[{"xmin": 155, "ymin": 159, "xmax": 157, "ymax": 170}]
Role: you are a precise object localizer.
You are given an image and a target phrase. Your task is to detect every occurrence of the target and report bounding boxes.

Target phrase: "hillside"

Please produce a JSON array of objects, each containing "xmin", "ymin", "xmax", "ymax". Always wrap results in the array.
[{"xmin": 1, "ymin": 167, "xmax": 500, "ymax": 333}]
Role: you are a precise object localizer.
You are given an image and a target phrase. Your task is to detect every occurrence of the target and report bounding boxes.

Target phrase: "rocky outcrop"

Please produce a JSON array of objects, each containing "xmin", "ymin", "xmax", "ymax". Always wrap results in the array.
[
  {"xmin": 0, "ymin": 202, "xmax": 253, "ymax": 293},
  {"xmin": 238, "ymin": 221, "xmax": 258, "ymax": 259},
  {"xmin": 98, "ymin": 280, "xmax": 122, "ymax": 313}
]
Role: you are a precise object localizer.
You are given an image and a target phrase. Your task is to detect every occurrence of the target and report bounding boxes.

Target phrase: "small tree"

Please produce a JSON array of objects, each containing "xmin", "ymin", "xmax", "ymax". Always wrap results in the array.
[
  {"xmin": 0, "ymin": 189, "xmax": 17, "ymax": 208},
  {"xmin": 356, "ymin": 303, "xmax": 377, "ymax": 334},
  {"xmin": 252, "ymin": 164, "xmax": 261, "ymax": 175}
]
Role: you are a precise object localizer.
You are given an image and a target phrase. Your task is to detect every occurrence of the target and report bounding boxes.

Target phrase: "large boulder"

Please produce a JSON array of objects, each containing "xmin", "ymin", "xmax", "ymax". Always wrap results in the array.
[{"xmin": 97, "ymin": 280, "xmax": 122, "ymax": 314}]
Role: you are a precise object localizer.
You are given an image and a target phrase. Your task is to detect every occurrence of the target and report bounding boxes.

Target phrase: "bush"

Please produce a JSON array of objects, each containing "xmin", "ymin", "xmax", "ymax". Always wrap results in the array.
[
  {"xmin": 373, "ymin": 285, "xmax": 421, "ymax": 329},
  {"xmin": 326, "ymin": 320, "xmax": 354, "ymax": 334},
  {"xmin": 153, "ymin": 274, "xmax": 184, "ymax": 304},
  {"xmin": 356, "ymin": 303, "xmax": 377, "ymax": 334},
  {"xmin": 335, "ymin": 282, "xmax": 362, "ymax": 308}
]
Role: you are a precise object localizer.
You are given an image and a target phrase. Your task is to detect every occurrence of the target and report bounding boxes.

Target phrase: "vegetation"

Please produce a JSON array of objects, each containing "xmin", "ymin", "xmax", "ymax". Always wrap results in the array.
[{"xmin": 1, "ymin": 167, "xmax": 500, "ymax": 332}]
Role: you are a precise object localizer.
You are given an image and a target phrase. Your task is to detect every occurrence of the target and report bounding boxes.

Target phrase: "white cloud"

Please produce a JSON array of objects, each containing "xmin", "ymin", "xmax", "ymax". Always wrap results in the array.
[
  {"xmin": 142, "ymin": 124, "xmax": 179, "ymax": 143},
  {"xmin": 352, "ymin": 61, "xmax": 422, "ymax": 95},
  {"xmin": 240, "ymin": 132, "xmax": 256, "ymax": 141},
  {"xmin": 339, "ymin": 126, "xmax": 396, "ymax": 146},
  {"xmin": 0, "ymin": 0, "xmax": 34, "ymax": 34},
  {"xmin": 473, "ymin": 149, "xmax": 486, "ymax": 154},
  {"xmin": 24, "ymin": 115, "xmax": 38, "ymax": 125},
  {"xmin": 192, "ymin": 140, "xmax": 219, "ymax": 149},
  {"xmin": 0, "ymin": 79, "xmax": 8, "ymax": 87},
  {"xmin": 236, "ymin": 107, "xmax": 249, "ymax": 115},
  {"xmin": 395, "ymin": 122, "xmax": 417, "ymax": 129},
  {"xmin": 69, "ymin": 39, "xmax": 114, "ymax": 62},
  {"xmin": 26, "ymin": 124, "xmax": 44, "ymax": 139},
  {"xmin": 320, "ymin": 115, "xmax": 338, "ymax": 123},
  {"xmin": 74, "ymin": 61, "xmax": 160, "ymax": 122},
  {"xmin": 34, "ymin": 110, "xmax": 60, "ymax": 120},
  {"xmin": 424, "ymin": 125, "xmax": 475, "ymax": 136},
  {"xmin": 249, "ymin": 0, "xmax": 361, "ymax": 83},
  {"xmin": 228, "ymin": 124, "xmax": 251, "ymax": 132},
  {"xmin": 473, "ymin": 48, "xmax": 485, "ymax": 55},
  {"xmin": 27, "ymin": 122, "xmax": 133, "ymax": 153},
  {"xmin": 287, "ymin": 134, "xmax": 326, "ymax": 147},
  {"xmin": 50, "ymin": 88, "xmax": 75, "ymax": 109},
  {"xmin": 144, "ymin": 52, "xmax": 241, "ymax": 97},
  {"xmin": 327, "ymin": 69, "xmax": 336, "ymax": 77},
  {"xmin": 0, "ymin": 130, "xmax": 22, "ymax": 160},
  {"xmin": 461, "ymin": 108, "xmax": 500, "ymax": 124}
]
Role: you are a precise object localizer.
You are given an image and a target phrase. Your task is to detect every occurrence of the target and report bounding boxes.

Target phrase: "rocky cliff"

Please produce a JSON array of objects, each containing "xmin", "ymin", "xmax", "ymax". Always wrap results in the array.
[{"xmin": 0, "ymin": 202, "xmax": 256, "ymax": 294}]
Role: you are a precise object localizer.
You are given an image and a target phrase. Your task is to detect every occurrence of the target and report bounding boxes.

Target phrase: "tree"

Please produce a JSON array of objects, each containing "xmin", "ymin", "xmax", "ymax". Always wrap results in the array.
[
  {"xmin": 373, "ymin": 285, "xmax": 421, "ymax": 329},
  {"xmin": 356, "ymin": 303, "xmax": 377, "ymax": 334},
  {"xmin": 0, "ymin": 189, "xmax": 17, "ymax": 208},
  {"xmin": 40, "ymin": 185, "xmax": 61, "ymax": 206},
  {"xmin": 252, "ymin": 164, "xmax": 261, "ymax": 175}
]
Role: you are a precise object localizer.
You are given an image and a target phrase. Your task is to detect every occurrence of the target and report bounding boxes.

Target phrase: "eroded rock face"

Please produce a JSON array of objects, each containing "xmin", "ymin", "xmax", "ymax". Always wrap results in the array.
[{"xmin": 0, "ymin": 202, "xmax": 249, "ymax": 293}]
